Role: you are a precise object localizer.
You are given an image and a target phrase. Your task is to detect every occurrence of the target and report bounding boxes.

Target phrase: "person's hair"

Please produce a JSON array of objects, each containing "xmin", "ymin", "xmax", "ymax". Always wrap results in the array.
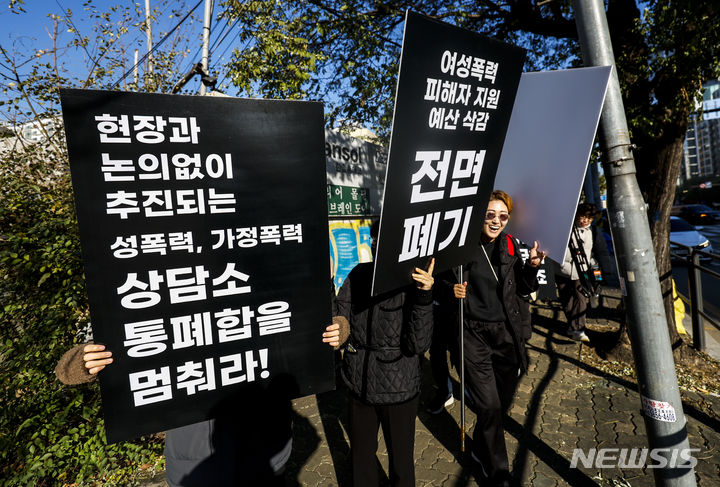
[
  {"xmin": 489, "ymin": 190, "xmax": 513, "ymax": 214},
  {"xmin": 370, "ymin": 219, "xmax": 380, "ymax": 239},
  {"xmin": 576, "ymin": 203, "xmax": 598, "ymax": 218}
]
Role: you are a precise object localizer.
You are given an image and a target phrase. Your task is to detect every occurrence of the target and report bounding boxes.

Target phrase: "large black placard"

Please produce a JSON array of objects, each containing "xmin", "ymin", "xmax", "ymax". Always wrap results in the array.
[
  {"xmin": 372, "ymin": 11, "xmax": 525, "ymax": 295},
  {"xmin": 60, "ymin": 89, "xmax": 334, "ymax": 442}
]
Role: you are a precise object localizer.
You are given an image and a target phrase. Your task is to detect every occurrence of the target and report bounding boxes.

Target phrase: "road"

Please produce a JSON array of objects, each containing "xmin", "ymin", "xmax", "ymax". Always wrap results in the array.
[{"xmin": 671, "ymin": 222, "xmax": 720, "ymax": 326}]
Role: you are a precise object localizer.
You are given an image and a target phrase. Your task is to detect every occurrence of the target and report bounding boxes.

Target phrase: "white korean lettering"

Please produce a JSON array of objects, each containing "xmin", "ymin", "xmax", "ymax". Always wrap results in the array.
[
  {"xmin": 117, "ymin": 271, "xmax": 163, "ymax": 309},
  {"xmin": 437, "ymin": 207, "xmax": 473, "ymax": 251},
  {"xmin": 124, "ymin": 319, "xmax": 168, "ymax": 357},
  {"xmin": 95, "ymin": 114, "xmax": 131, "ymax": 143},
  {"xmin": 129, "ymin": 367, "xmax": 172, "ymax": 406},
  {"xmin": 449, "ymin": 150, "xmax": 485, "ymax": 198},
  {"xmin": 410, "ymin": 151, "xmax": 451, "ymax": 203},
  {"xmin": 110, "ymin": 235, "xmax": 139, "ymax": 259},
  {"xmin": 212, "ymin": 263, "xmax": 251, "ymax": 297},
  {"xmin": 257, "ymin": 301, "xmax": 291, "ymax": 336},
  {"xmin": 398, "ymin": 212, "xmax": 441, "ymax": 262},
  {"xmin": 106, "ymin": 191, "xmax": 140, "ymax": 219},
  {"xmin": 176, "ymin": 359, "xmax": 216, "ymax": 395},
  {"xmin": 171, "ymin": 312, "xmax": 213, "ymax": 349},
  {"xmin": 101, "ymin": 153, "xmax": 135, "ymax": 182}
]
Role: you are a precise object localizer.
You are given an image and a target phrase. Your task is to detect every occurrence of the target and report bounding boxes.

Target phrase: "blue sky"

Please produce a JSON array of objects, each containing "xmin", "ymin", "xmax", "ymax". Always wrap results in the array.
[{"xmin": 0, "ymin": 0, "xmax": 237, "ymax": 98}]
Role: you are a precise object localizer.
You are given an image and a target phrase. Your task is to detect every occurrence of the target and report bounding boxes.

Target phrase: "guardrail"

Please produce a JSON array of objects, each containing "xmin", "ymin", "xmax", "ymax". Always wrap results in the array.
[{"xmin": 670, "ymin": 240, "xmax": 720, "ymax": 351}]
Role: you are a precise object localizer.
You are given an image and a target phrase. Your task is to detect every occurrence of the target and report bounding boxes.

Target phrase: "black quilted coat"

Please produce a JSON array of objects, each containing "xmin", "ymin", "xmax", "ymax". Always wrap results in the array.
[{"xmin": 335, "ymin": 262, "xmax": 434, "ymax": 405}]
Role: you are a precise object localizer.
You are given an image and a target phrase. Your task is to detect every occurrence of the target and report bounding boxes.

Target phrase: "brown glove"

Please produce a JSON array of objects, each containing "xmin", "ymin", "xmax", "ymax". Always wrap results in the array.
[
  {"xmin": 55, "ymin": 343, "xmax": 96, "ymax": 385},
  {"xmin": 331, "ymin": 315, "xmax": 350, "ymax": 350}
]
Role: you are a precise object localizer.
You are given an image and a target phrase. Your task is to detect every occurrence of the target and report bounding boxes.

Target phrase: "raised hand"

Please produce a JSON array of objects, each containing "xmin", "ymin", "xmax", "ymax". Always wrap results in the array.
[
  {"xmin": 412, "ymin": 258, "xmax": 435, "ymax": 290},
  {"xmin": 528, "ymin": 240, "xmax": 547, "ymax": 268}
]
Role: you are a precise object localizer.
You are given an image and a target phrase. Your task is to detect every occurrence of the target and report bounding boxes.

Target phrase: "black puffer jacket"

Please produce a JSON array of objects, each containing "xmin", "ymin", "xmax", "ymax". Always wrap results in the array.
[
  {"xmin": 459, "ymin": 233, "xmax": 538, "ymax": 371},
  {"xmin": 335, "ymin": 262, "xmax": 434, "ymax": 405}
]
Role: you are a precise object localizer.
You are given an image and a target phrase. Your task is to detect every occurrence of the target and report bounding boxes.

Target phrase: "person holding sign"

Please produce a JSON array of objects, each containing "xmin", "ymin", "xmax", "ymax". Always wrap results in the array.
[
  {"xmin": 451, "ymin": 190, "xmax": 545, "ymax": 486},
  {"xmin": 322, "ymin": 222, "xmax": 435, "ymax": 487},
  {"xmin": 56, "ymin": 343, "xmax": 293, "ymax": 486}
]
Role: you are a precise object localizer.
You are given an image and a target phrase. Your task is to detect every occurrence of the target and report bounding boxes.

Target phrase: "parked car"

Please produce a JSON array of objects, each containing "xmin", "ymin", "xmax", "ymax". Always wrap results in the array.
[
  {"xmin": 671, "ymin": 204, "xmax": 720, "ymax": 225},
  {"xmin": 669, "ymin": 216, "xmax": 713, "ymax": 261}
]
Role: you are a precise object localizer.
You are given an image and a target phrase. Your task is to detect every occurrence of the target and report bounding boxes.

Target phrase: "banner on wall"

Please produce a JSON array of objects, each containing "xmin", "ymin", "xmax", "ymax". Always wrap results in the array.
[
  {"xmin": 61, "ymin": 89, "xmax": 334, "ymax": 442},
  {"xmin": 329, "ymin": 219, "xmax": 373, "ymax": 291}
]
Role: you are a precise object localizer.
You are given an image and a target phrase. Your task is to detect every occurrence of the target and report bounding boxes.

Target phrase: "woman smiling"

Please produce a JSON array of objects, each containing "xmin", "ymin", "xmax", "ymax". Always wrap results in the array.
[{"xmin": 451, "ymin": 190, "xmax": 545, "ymax": 486}]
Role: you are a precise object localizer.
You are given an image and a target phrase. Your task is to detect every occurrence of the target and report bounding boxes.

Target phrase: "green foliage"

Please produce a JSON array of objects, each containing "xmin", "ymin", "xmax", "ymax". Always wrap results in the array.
[
  {"xmin": 0, "ymin": 1, "xmax": 200, "ymax": 484},
  {"xmin": 221, "ymin": 0, "xmax": 579, "ymax": 139},
  {"xmin": 0, "ymin": 142, "xmax": 165, "ymax": 485}
]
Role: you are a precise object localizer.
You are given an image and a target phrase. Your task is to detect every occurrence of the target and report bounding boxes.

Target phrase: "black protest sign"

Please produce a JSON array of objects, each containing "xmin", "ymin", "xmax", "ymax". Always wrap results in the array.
[
  {"xmin": 372, "ymin": 11, "xmax": 525, "ymax": 296},
  {"xmin": 60, "ymin": 89, "xmax": 334, "ymax": 443}
]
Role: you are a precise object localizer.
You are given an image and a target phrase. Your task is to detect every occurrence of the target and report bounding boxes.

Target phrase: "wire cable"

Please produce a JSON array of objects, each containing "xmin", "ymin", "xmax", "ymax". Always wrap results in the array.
[{"xmin": 110, "ymin": 0, "xmax": 204, "ymax": 90}]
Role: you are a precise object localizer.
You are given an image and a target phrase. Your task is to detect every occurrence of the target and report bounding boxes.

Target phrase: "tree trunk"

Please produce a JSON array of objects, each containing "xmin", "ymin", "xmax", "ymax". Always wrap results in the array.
[{"xmin": 637, "ymin": 134, "xmax": 687, "ymax": 349}]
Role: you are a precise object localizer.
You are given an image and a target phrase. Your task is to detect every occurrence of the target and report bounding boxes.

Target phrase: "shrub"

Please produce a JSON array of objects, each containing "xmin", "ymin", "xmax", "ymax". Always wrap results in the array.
[{"xmin": 0, "ymin": 141, "xmax": 164, "ymax": 486}]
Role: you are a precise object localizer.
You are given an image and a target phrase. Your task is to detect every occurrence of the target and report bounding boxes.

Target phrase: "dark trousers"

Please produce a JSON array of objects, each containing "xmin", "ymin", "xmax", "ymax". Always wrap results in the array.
[
  {"xmin": 429, "ymin": 304, "xmax": 454, "ymax": 397},
  {"xmin": 556, "ymin": 276, "xmax": 588, "ymax": 331},
  {"xmin": 349, "ymin": 394, "xmax": 420, "ymax": 487},
  {"xmin": 463, "ymin": 320, "xmax": 520, "ymax": 480}
]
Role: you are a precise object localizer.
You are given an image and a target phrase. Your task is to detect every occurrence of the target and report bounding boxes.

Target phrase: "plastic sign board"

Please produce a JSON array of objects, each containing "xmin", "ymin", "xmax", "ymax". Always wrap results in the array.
[
  {"xmin": 494, "ymin": 66, "xmax": 612, "ymax": 263},
  {"xmin": 60, "ymin": 89, "xmax": 334, "ymax": 442},
  {"xmin": 372, "ymin": 11, "xmax": 525, "ymax": 295}
]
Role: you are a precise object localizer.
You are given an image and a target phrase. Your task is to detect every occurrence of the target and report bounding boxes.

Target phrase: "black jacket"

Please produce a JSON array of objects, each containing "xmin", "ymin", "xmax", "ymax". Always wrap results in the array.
[
  {"xmin": 458, "ymin": 233, "xmax": 538, "ymax": 371},
  {"xmin": 334, "ymin": 262, "xmax": 434, "ymax": 405}
]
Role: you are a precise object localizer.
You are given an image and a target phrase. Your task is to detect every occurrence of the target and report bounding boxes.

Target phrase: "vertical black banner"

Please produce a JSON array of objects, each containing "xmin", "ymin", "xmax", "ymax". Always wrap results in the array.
[
  {"xmin": 60, "ymin": 89, "xmax": 334, "ymax": 442},
  {"xmin": 372, "ymin": 11, "xmax": 525, "ymax": 295}
]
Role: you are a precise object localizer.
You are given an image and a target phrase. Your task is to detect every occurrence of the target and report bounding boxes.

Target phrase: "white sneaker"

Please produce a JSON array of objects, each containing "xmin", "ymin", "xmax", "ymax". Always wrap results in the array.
[{"xmin": 568, "ymin": 329, "xmax": 590, "ymax": 342}]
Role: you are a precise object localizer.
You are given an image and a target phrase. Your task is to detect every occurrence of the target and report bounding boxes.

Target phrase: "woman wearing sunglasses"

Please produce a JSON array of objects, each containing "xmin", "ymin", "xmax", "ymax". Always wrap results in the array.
[{"xmin": 452, "ymin": 190, "xmax": 545, "ymax": 486}]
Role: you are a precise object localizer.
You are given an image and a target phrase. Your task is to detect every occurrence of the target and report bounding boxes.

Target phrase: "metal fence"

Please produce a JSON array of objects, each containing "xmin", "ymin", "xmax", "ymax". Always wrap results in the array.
[{"xmin": 670, "ymin": 241, "xmax": 720, "ymax": 351}]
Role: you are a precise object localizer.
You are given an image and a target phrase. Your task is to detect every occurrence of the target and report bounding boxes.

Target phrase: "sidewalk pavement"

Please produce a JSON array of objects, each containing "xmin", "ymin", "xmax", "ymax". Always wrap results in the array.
[{"xmin": 144, "ymin": 290, "xmax": 720, "ymax": 486}]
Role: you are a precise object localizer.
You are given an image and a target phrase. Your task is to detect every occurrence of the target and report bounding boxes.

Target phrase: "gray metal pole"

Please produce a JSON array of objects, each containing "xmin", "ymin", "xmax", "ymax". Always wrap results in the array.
[
  {"xmin": 133, "ymin": 49, "xmax": 139, "ymax": 87},
  {"xmin": 144, "ymin": 0, "xmax": 153, "ymax": 82},
  {"xmin": 688, "ymin": 252, "xmax": 706, "ymax": 351},
  {"xmin": 582, "ymin": 164, "xmax": 597, "ymax": 206},
  {"xmin": 458, "ymin": 264, "xmax": 466, "ymax": 453},
  {"xmin": 200, "ymin": 0, "xmax": 214, "ymax": 95},
  {"xmin": 573, "ymin": 1, "xmax": 696, "ymax": 485},
  {"xmin": 591, "ymin": 160, "xmax": 602, "ymax": 207}
]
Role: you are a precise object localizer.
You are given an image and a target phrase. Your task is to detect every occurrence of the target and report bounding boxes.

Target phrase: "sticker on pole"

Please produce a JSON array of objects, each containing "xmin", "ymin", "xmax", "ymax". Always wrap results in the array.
[{"xmin": 641, "ymin": 395, "xmax": 677, "ymax": 423}]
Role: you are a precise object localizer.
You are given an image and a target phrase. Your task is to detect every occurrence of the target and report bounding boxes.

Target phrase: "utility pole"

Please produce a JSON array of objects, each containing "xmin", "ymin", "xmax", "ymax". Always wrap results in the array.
[
  {"xmin": 145, "ymin": 0, "xmax": 153, "ymax": 88},
  {"xmin": 573, "ymin": 1, "xmax": 696, "ymax": 486},
  {"xmin": 583, "ymin": 164, "xmax": 597, "ymax": 207},
  {"xmin": 200, "ymin": 0, "xmax": 214, "ymax": 95},
  {"xmin": 133, "ymin": 49, "xmax": 139, "ymax": 87}
]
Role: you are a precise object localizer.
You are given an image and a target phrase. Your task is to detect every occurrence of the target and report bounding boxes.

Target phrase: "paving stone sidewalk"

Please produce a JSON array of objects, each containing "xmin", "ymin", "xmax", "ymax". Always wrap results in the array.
[
  {"xmin": 143, "ymin": 291, "xmax": 720, "ymax": 486},
  {"xmin": 284, "ymin": 298, "xmax": 720, "ymax": 486}
]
